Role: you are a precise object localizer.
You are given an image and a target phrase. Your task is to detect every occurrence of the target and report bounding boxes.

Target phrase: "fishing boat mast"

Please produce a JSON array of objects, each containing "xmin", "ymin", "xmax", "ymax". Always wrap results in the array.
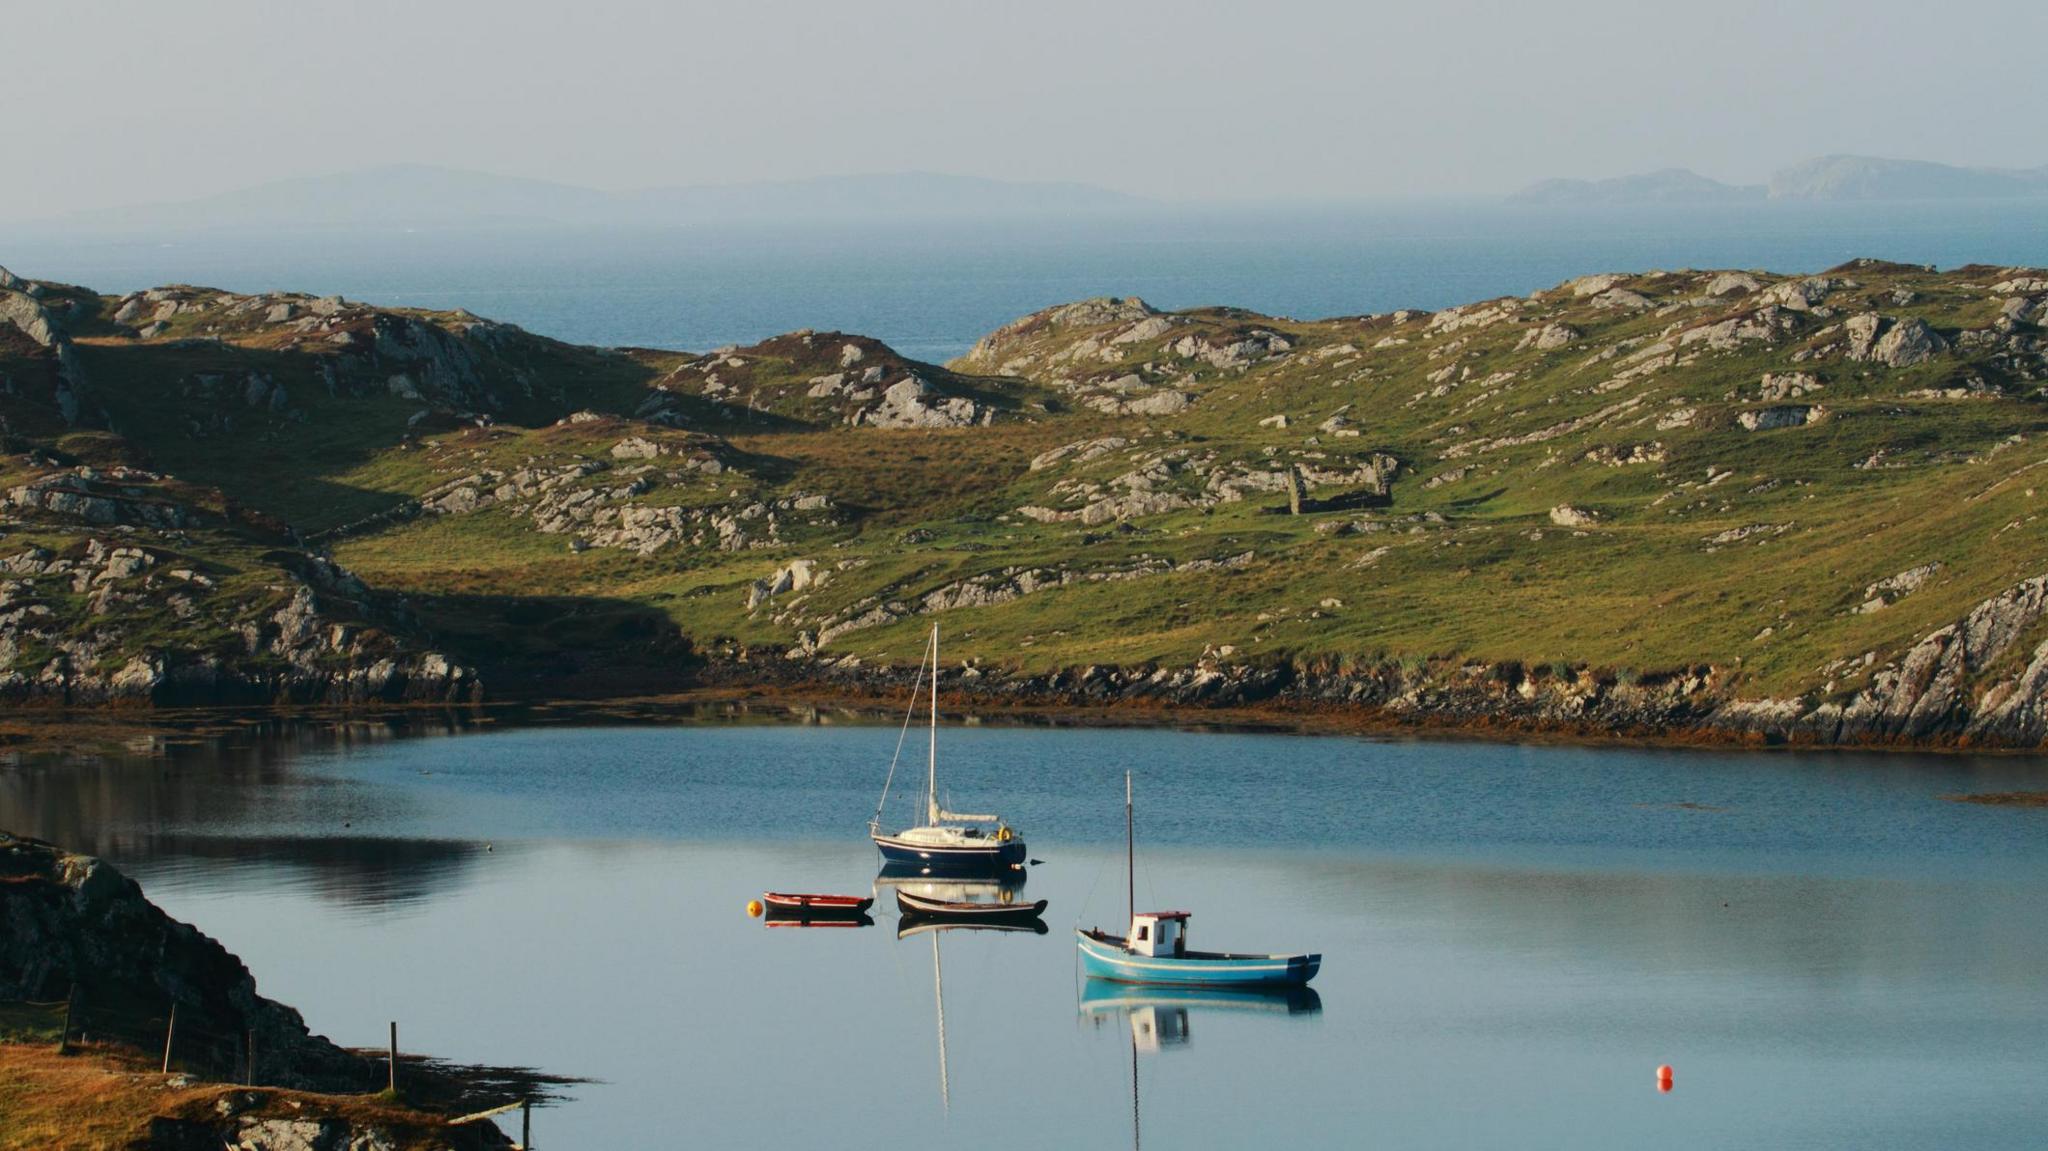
[
  {"xmin": 1126, "ymin": 770, "xmax": 1134, "ymax": 931},
  {"xmin": 1130, "ymin": 1016, "xmax": 1142, "ymax": 1151}
]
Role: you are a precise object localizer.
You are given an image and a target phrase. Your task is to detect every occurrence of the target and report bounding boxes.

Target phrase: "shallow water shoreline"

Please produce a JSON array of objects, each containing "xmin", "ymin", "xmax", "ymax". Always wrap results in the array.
[{"xmin": 10, "ymin": 682, "xmax": 2048, "ymax": 767}]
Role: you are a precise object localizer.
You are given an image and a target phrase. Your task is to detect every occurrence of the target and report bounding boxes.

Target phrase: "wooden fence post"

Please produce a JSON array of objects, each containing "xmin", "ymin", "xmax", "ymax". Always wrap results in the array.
[
  {"xmin": 522, "ymin": 1097, "xmax": 532, "ymax": 1149},
  {"xmin": 57, "ymin": 984, "xmax": 77, "ymax": 1054},
  {"xmin": 161, "ymin": 1003, "xmax": 178, "ymax": 1074},
  {"xmin": 387, "ymin": 1021, "xmax": 398, "ymax": 1094},
  {"xmin": 246, "ymin": 1029, "xmax": 256, "ymax": 1086}
]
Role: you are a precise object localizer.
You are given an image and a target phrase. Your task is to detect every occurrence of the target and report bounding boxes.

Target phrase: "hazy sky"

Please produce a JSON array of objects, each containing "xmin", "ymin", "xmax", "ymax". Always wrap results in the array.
[{"xmin": 8, "ymin": 0, "xmax": 2045, "ymax": 219}]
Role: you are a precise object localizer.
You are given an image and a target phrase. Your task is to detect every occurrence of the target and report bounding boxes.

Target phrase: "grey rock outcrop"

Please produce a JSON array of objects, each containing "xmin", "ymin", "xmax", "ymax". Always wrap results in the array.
[
  {"xmin": 5, "ymin": 471, "xmax": 189, "ymax": 529},
  {"xmin": 856, "ymin": 377, "xmax": 984, "ymax": 428},
  {"xmin": 1704, "ymin": 272, "xmax": 1762, "ymax": 296},
  {"xmin": 1, "ymin": 285, "xmax": 59, "ymax": 347},
  {"xmin": 1856, "ymin": 562, "xmax": 1941, "ymax": 613},
  {"xmin": 1844, "ymin": 313, "xmax": 1946, "ymax": 367},
  {"xmin": 1737, "ymin": 405, "xmax": 1825, "ymax": 430},
  {"xmin": 1086, "ymin": 389, "xmax": 1192, "ymax": 417},
  {"xmin": 955, "ymin": 297, "xmax": 1157, "ymax": 373},
  {"xmin": 1029, "ymin": 436, "xmax": 1129, "ymax": 471},
  {"xmin": 1870, "ymin": 317, "xmax": 1945, "ymax": 367},
  {"xmin": 1515, "ymin": 323, "xmax": 1580, "ymax": 351},
  {"xmin": 1761, "ymin": 277, "xmax": 1842, "ymax": 311},
  {"xmin": 1166, "ymin": 331, "xmax": 1292, "ymax": 370},
  {"xmin": 0, "ymin": 492, "xmax": 477, "ymax": 706},
  {"xmin": 1716, "ymin": 573, "xmax": 2048, "ymax": 744},
  {"xmin": 1758, "ymin": 372, "xmax": 1822, "ymax": 400},
  {"xmin": 748, "ymin": 559, "xmax": 819, "ymax": 609}
]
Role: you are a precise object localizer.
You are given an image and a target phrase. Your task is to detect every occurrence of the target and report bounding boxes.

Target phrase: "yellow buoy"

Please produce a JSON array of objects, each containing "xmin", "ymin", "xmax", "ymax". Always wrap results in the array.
[{"xmin": 746, "ymin": 900, "xmax": 764, "ymax": 918}]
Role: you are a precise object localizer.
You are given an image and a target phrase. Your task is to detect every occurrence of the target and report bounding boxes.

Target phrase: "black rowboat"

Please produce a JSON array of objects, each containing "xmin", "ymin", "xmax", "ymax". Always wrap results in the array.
[{"xmin": 894, "ymin": 889, "xmax": 1048, "ymax": 922}]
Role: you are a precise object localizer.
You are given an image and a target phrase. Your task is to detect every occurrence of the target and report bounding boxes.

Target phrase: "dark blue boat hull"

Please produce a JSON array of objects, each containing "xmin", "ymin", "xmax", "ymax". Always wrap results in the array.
[{"xmin": 872, "ymin": 834, "xmax": 1027, "ymax": 874}]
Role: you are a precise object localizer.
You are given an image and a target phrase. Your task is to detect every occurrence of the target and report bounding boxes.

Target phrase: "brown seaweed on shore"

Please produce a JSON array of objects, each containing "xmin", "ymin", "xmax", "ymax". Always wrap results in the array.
[{"xmin": 1941, "ymin": 791, "xmax": 2048, "ymax": 807}]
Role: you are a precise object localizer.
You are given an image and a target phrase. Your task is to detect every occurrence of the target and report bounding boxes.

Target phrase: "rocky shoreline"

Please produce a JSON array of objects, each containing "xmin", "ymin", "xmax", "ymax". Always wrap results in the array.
[
  {"xmin": 674, "ymin": 564, "xmax": 2048, "ymax": 751},
  {"xmin": 13, "ymin": 554, "xmax": 2048, "ymax": 751}
]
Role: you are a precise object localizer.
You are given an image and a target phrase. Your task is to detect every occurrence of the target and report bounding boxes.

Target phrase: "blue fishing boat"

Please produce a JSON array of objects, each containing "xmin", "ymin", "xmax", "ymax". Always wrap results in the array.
[
  {"xmin": 1076, "ymin": 772, "xmax": 1320, "ymax": 988},
  {"xmin": 868, "ymin": 625, "xmax": 1026, "ymax": 875}
]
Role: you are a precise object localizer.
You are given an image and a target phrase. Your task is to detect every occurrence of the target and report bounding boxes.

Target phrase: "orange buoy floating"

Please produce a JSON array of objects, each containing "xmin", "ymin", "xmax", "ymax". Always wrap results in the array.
[
  {"xmin": 746, "ymin": 900, "xmax": 764, "ymax": 918},
  {"xmin": 1656, "ymin": 1065, "xmax": 1674, "ymax": 1092}
]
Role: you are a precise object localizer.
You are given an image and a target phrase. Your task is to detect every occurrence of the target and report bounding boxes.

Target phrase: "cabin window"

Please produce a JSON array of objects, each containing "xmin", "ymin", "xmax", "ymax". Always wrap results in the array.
[{"xmin": 1136, "ymin": 925, "xmax": 1149, "ymax": 941}]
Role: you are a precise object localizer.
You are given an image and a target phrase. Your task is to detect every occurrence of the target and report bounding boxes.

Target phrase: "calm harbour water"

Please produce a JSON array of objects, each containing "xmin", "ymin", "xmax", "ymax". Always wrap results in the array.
[
  {"xmin": 9, "ymin": 200, "xmax": 2048, "ymax": 361},
  {"xmin": 3, "ymin": 718, "xmax": 2046, "ymax": 1148}
]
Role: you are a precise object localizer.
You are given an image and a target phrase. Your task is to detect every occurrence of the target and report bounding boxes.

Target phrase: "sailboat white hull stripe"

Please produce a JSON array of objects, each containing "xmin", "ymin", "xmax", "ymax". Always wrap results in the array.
[{"xmin": 872, "ymin": 837, "xmax": 1021, "ymax": 856}]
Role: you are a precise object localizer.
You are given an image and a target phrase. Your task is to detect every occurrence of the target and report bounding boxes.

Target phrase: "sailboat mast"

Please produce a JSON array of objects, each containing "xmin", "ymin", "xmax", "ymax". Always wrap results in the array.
[
  {"xmin": 927, "ymin": 624, "xmax": 940, "ymax": 826},
  {"xmin": 933, "ymin": 931, "xmax": 950, "ymax": 1114},
  {"xmin": 1126, "ymin": 770, "xmax": 1134, "ymax": 929}
]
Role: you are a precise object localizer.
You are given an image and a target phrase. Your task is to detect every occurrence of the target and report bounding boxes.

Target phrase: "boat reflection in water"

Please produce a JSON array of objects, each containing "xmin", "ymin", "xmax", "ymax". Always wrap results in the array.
[
  {"xmin": 1080, "ymin": 978, "xmax": 1323, "ymax": 1050},
  {"xmin": 763, "ymin": 910, "xmax": 875, "ymax": 928},
  {"xmin": 898, "ymin": 915, "xmax": 1048, "ymax": 939},
  {"xmin": 899, "ymin": 910, "xmax": 1047, "ymax": 1113},
  {"xmin": 874, "ymin": 866, "xmax": 1029, "ymax": 901},
  {"xmin": 761, "ymin": 901, "xmax": 872, "ymax": 925},
  {"xmin": 877, "ymin": 865, "xmax": 1048, "ymax": 926},
  {"xmin": 1082, "ymin": 978, "xmax": 1323, "ymax": 1148}
]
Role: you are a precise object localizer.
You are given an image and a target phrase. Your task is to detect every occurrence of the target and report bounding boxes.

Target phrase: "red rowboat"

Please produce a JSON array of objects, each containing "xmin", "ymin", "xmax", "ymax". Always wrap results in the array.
[{"xmin": 762, "ymin": 891, "xmax": 874, "ymax": 917}]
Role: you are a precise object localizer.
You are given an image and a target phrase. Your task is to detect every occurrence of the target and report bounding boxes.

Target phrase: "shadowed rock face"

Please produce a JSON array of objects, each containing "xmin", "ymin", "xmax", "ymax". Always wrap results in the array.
[
  {"xmin": 1, "ymin": 831, "xmax": 546, "ymax": 1147},
  {"xmin": 0, "ymin": 831, "xmax": 372, "ymax": 1091}
]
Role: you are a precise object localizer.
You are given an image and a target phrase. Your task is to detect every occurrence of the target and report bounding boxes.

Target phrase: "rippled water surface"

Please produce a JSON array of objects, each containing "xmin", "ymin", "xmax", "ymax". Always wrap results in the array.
[{"xmin": 5, "ymin": 719, "xmax": 2047, "ymax": 1148}]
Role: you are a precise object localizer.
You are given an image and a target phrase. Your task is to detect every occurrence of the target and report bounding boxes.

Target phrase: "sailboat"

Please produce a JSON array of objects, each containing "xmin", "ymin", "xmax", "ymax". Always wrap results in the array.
[
  {"xmin": 1077, "ymin": 772, "xmax": 1321, "ymax": 987},
  {"xmin": 869, "ymin": 624, "xmax": 1027, "ymax": 875}
]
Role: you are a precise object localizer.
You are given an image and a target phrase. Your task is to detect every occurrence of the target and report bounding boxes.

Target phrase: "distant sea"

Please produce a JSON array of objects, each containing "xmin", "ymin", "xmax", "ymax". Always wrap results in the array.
[{"xmin": 8, "ymin": 200, "xmax": 2048, "ymax": 362}]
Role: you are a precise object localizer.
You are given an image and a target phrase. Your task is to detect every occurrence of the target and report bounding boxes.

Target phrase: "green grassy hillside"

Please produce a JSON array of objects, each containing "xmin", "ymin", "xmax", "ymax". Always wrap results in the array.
[{"xmin": 5, "ymin": 260, "xmax": 2048, "ymax": 741}]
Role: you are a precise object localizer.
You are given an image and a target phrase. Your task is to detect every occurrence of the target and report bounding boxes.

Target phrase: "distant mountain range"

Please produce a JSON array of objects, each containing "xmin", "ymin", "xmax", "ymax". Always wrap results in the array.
[
  {"xmin": 17, "ymin": 165, "xmax": 1149, "ymax": 233},
  {"xmin": 1509, "ymin": 168, "xmax": 1765, "ymax": 206},
  {"xmin": 20, "ymin": 155, "xmax": 2048, "ymax": 236},
  {"xmin": 1509, "ymin": 155, "xmax": 2048, "ymax": 205},
  {"xmin": 1768, "ymin": 155, "xmax": 2048, "ymax": 200}
]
